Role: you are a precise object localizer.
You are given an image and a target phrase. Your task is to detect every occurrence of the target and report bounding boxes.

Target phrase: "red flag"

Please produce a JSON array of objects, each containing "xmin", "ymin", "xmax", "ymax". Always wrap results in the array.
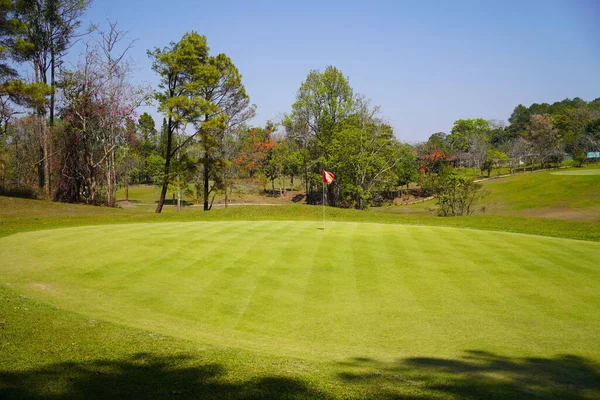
[{"xmin": 322, "ymin": 170, "xmax": 335, "ymax": 184}]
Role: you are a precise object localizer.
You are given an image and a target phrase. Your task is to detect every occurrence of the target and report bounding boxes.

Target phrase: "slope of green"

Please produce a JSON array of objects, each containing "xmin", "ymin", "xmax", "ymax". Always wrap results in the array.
[
  {"xmin": 390, "ymin": 167, "xmax": 600, "ymax": 221},
  {"xmin": 481, "ymin": 168, "xmax": 600, "ymax": 219}
]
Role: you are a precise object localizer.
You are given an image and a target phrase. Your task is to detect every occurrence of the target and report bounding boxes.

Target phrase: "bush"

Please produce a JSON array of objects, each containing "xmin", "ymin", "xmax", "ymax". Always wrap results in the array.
[
  {"xmin": 573, "ymin": 150, "xmax": 587, "ymax": 168},
  {"xmin": 0, "ymin": 186, "xmax": 40, "ymax": 199},
  {"xmin": 433, "ymin": 174, "xmax": 484, "ymax": 217}
]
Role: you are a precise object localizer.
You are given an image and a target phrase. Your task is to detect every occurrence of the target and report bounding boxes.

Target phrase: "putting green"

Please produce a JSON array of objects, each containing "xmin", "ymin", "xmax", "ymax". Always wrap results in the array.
[
  {"xmin": 1, "ymin": 221, "xmax": 599, "ymax": 361},
  {"xmin": 551, "ymin": 169, "xmax": 600, "ymax": 176}
]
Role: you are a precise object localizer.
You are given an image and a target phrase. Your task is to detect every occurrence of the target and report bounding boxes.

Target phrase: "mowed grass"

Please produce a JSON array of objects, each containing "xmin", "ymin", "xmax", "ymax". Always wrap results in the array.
[
  {"xmin": 2, "ymin": 192, "xmax": 600, "ymax": 398},
  {"xmin": 2, "ymin": 221, "xmax": 599, "ymax": 363},
  {"xmin": 551, "ymin": 169, "xmax": 600, "ymax": 176},
  {"xmin": 395, "ymin": 167, "xmax": 600, "ymax": 221},
  {"xmin": 482, "ymin": 167, "xmax": 600, "ymax": 219}
]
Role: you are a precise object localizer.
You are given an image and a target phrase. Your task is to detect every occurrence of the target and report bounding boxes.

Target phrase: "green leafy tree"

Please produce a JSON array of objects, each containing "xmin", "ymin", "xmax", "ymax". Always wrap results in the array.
[
  {"xmin": 149, "ymin": 32, "xmax": 211, "ymax": 213},
  {"xmin": 433, "ymin": 174, "xmax": 484, "ymax": 216},
  {"xmin": 149, "ymin": 32, "xmax": 253, "ymax": 212},
  {"xmin": 286, "ymin": 66, "xmax": 354, "ymax": 205},
  {"xmin": 13, "ymin": 0, "xmax": 91, "ymax": 196},
  {"xmin": 448, "ymin": 118, "xmax": 490, "ymax": 151},
  {"xmin": 529, "ymin": 114, "xmax": 562, "ymax": 168},
  {"xmin": 330, "ymin": 109, "xmax": 399, "ymax": 209},
  {"xmin": 395, "ymin": 143, "xmax": 418, "ymax": 192},
  {"xmin": 194, "ymin": 52, "xmax": 254, "ymax": 211},
  {"xmin": 486, "ymin": 149, "xmax": 508, "ymax": 177}
]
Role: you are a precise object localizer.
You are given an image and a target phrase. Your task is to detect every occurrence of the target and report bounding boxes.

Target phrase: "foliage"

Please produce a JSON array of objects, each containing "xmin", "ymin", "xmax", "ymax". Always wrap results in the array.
[
  {"xmin": 149, "ymin": 31, "xmax": 253, "ymax": 212},
  {"xmin": 417, "ymin": 149, "xmax": 451, "ymax": 195},
  {"xmin": 55, "ymin": 24, "xmax": 146, "ymax": 205},
  {"xmin": 528, "ymin": 114, "xmax": 562, "ymax": 168},
  {"xmin": 433, "ymin": 173, "xmax": 484, "ymax": 216},
  {"xmin": 448, "ymin": 118, "xmax": 490, "ymax": 151},
  {"xmin": 285, "ymin": 66, "xmax": 354, "ymax": 205}
]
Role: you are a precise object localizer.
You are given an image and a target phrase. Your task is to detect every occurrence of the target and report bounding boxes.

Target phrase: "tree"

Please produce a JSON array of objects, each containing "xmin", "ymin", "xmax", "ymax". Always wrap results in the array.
[
  {"xmin": 55, "ymin": 23, "xmax": 146, "ymax": 205},
  {"xmin": 286, "ymin": 66, "xmax": 354, "ymax": 205},
  {"xmin": 395, "ymin": 143, "xmax": 418, "ymax": 194},
  {"xmin": 0, "ymin": 0, "xmax": 20, "ymax": 136},
  {"xmin": 507, "ymin": 136, "xmax": 532, "ymax": 173},
  {"xmin": 194, "ymin": 52, "xmax": 254, "ymax": 211},
  {"xmin": 468, "ymin": 133, "xmax": 489, "ymax": 177},
  {"xmin": 137, "ymin": 112, "xmax": 158, "ymax": 153},
  {"xmin": 330, "ymin": 103, "xmax": 399, "ymax": 209},
  {"xmin": 426, "ymin": 132, "xmax": 448, "ymax": 152},
  {"xmin": 149, "ymin": 32, "xmax": 253, "ymax": 213},
  {"xmin": 95, "ymin": 21, "xmax": 147, "ymax": 207},
  {"xmin": 507, "ymin": 104, "xmax": 531, "ymax": 138},
  {"xmin": 13, "ymin": 0, "xmax": 91, "ymax": 197},
  {"xmin": 433, "ymin": 173, "xmax": 483, "ymax": 216},
  {"xmin": 529, "ymin": 114, "xmax": 562, "ymax": 168},
  {"xmin": 417, "ymin": 149, "xmax": 451, "ymax": 196},
  {"xmin": 486, "ymin": 149, "xmax": 508, "ymax": 177},
  {"xmin": 149, "ymin": 32, "xmax": 210, "ymax": 213},
  {"xmin": 448, "ymin": 118, "xmax": 490, "ymax": 152}
]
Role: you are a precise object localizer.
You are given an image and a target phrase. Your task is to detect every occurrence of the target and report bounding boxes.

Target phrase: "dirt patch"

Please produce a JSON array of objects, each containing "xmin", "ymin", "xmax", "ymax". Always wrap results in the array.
[
  {"xmin": 514, "ymin": 207, "xmax": 597, "ymax": 221},
  {"xmin": 30, "ymin": 282, "xmax": 53, "ymax": 291}
]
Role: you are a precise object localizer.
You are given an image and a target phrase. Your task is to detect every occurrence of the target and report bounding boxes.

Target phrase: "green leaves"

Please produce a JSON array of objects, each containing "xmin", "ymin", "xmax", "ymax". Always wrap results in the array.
[
  {"xmin": 149, "ymin": 31, "xmax": 252, "ymax": 211},
  {"xmin": 434, "ymin": 173, "xmax": 484, "ymax": 216}
]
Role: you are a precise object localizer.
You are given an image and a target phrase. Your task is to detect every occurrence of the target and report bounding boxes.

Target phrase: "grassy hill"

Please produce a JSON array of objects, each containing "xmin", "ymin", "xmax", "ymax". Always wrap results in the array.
[{"xmin": 387, "ymin": 166, "xmax": 600, "ymax": 222}]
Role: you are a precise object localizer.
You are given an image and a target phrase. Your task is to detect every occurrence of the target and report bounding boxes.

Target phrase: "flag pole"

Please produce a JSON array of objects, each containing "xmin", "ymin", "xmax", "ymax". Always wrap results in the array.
[{"xmin": 322, "ymin": 180, "xmax": 325, "ymax": 230}]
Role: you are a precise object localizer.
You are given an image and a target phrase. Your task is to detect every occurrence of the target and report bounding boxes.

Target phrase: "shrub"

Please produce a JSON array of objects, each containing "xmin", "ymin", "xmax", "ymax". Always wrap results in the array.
[{"xmin": 433, "ymin": 174, "xmax": 484, "ymax": 217}]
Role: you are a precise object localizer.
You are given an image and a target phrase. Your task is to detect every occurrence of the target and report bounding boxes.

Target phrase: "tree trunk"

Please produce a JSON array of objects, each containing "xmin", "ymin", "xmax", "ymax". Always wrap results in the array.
[
  {"xmin": 125, "ymin": 184, "xmax": 129, "ymax": 201},
  {"xmin": 203, "ymin": 162, "xmax": 210, "ymax": 211},
  {"xmin": 42, "ymin": 113, "xmax": 50, "ymax": 198},
  {"xmin": 37, "ymin": 142, "xmax": 45, "ymax": 190},
  {"xmin": 105, "ymin": 160, "xmax": 111, "ymax": 206},
  {"xmin": 109, "ymin": 147, "xmax": 116, "ymax": 206},
  {"xmin": 49, "ymin": 45, "xmax": 55, "ymax": 196},
  {"xmin": 156, "ymin": 117, "xmax": 173, "ymax": 213},
  {"xmin": 177, "ymin": 186, "xmax": 181, "ymax": 212}
]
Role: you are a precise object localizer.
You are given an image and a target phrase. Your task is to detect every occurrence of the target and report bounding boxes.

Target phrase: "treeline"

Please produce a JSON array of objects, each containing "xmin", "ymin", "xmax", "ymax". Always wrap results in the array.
[
  {"xmin": 0, "ymin": 3, "xmax": 598, "ymax": 211},
  {"xmin": 425, "ymin": 97, "xmax": 600, "ymax": 177},
  {"xmin": 0, "ymin": 1, "xmax": 147, "ymax": 207}
]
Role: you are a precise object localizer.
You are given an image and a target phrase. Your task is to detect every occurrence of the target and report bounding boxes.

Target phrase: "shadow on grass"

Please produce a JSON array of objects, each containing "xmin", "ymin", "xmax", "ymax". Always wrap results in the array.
[
  {"xmin": 0, "ymin": 353, "xmax": 328, "ymax": 400},
  {"xmin": 337, "ymin": 350, "xmax": 600, "ymax": 399},
  {"xmin": 2, "ymin": 350, "xmax": 599, "ymax": 399},
  {"xmin": 156, "ymin": 199, "xmax": 194, "ymax": 207}
]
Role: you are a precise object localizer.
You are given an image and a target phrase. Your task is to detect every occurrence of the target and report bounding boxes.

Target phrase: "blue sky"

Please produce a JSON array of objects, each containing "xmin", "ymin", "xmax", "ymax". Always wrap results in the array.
[{"xmin": 81, "ymin": 0, "xmax": 599, "ymax": 142}]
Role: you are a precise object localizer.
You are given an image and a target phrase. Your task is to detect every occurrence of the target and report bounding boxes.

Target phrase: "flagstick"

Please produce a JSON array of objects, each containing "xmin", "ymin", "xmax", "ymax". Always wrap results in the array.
[{"xmin": 322, "ymin": 181, "xmax": 325, "ymax": 230}]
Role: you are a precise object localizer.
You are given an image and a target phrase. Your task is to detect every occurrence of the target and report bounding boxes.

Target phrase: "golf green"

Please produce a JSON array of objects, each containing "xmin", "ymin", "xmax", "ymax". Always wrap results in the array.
[{"xmin": 1, "ymin": 221, "xmax": 599, "ymax": 361}]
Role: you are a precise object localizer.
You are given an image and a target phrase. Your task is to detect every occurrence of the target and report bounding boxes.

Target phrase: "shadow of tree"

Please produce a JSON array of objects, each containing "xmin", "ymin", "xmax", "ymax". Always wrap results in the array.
[
  {"xmin": 0, "ymin": 353, "xmax": 329, "ymax": 400},
  {"xmin": 291, "ymin": 193, "xmax": 305, "ymax": 203},
  {"xmin": 336, "ymin": 350, "xmax": 600, "ymax": 399},
  {"xmin": 156, "ymin": 199, "xmax": 194, "ymax": 207}
]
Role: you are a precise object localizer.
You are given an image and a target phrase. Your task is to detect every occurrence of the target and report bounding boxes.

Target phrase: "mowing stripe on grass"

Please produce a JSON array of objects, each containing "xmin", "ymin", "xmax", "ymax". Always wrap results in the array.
[{"xmin": 1, "ymin": 221, "xmax": 599, "ymax": 363}]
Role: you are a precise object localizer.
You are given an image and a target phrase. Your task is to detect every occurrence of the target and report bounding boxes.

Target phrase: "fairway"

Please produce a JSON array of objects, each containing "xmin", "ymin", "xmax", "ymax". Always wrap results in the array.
[{"xmin": 1, "ymin": 221, "xmax": 599, "ymax": 363}]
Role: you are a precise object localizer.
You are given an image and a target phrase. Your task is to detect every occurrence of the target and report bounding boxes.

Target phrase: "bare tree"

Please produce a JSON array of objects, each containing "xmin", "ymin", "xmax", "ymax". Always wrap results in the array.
[
  {"xmin": 94, "ymin": 21, "xmax": 148, "ymax": 206},
  {"xmin": 507, "ymin": 137, "xmax": 532, "ymax": 173},
  {"xmin": 468, "ymin": 133, "xmax": 489, "ymax": 177},
  {"xmin": 57, "ymin": 22, "xmax": 148, "ymax": 205}
]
